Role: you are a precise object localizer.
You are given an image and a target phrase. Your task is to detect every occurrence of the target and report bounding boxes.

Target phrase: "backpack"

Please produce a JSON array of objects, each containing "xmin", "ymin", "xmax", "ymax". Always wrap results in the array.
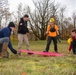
[{"xmin": 50, "ymin": 26, "xmax": 56, "ymax": 32}]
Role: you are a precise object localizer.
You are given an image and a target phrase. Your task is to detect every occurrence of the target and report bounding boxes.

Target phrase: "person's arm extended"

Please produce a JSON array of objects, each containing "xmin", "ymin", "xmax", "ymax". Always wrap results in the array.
[
  {"xmin": 3, "ymin": 29, "xmax": 17, "ymax": 54},
  {"xmin": 8, "ymin": 41, "xmax": 17, "ymax": 54}
]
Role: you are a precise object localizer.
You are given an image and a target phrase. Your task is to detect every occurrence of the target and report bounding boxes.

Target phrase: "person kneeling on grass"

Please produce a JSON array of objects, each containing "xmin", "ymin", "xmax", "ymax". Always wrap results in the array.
[
  {"xmin": 44, "ymin": 18, "xmax": 59, "ymax": 53},
  {"xmin": 68, "ymin": 29, "xmax": 76, "ymax": 54},
  {"xmin": 0, "ymin": 22, "xmax": 17, "ymax": 58}
]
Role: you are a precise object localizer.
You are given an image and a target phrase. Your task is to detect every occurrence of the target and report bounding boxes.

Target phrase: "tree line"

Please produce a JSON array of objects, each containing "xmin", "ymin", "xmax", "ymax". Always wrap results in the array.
[{"xmin": 0, "ymin": 0, "xmax": 76, "ymax": 40}]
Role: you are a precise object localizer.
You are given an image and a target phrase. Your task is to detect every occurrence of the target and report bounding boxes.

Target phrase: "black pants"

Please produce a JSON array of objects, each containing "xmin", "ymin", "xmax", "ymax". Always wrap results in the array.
[
  {"xmin": 72, "ymin": 40, "xmax": 76, "ymax": 54},
  {"xmin": 45, "ymin": 36, "xmax": 58, "ymax": 52}
]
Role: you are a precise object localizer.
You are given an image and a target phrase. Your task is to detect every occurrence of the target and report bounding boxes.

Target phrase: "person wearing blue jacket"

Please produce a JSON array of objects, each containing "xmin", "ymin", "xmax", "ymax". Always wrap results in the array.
[{"xmin": 0, "ymin": 22, "xmax": 17, "ymax": 57}]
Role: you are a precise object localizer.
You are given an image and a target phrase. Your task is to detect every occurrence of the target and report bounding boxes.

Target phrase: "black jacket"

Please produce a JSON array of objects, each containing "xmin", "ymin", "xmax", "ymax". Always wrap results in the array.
[{"xmin": 18, "ymin": 18, "xmax": 29, "ymax": 34}]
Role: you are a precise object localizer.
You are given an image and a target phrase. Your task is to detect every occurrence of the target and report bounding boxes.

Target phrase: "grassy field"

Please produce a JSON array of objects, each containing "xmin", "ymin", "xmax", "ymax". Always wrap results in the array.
[{"xmin": 0, "ymin": 40, "xmax": 76, "ymax": 75}]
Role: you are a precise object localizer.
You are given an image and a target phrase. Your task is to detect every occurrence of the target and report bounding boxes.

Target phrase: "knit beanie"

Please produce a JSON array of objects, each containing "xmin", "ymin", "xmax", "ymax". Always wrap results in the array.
[{"xmin": 8, "ymin": 22, "xmax": 15, "ymax": 28}]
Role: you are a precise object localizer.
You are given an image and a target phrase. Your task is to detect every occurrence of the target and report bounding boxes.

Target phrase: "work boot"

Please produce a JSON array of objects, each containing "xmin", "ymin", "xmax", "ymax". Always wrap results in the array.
[{"xmin": 1, "ymin": 43, "xmax": 8, "ymax": 58}]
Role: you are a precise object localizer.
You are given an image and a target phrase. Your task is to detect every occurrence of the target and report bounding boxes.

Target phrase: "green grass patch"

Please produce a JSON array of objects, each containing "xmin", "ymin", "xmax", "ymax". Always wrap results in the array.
[{"xmin": 0, "ymin": 40, "xmax": 76, "ymax": 75}]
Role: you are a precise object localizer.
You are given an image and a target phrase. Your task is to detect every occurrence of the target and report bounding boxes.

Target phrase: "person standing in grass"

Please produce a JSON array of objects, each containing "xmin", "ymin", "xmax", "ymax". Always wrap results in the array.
[
  {"xmin": 68, "ymin": 29, "xmax": 76, "ymax": 54},
  {"xmin": 44, "ymin": 18, "xmax": 59, "ymax": 53},
  {"xmin": 18, "ymin": 14, "xmax": 30, "ymax": 54},
  {"xmin": 0, "ymin": 22, "xmax": 17, "ymax": 58}
]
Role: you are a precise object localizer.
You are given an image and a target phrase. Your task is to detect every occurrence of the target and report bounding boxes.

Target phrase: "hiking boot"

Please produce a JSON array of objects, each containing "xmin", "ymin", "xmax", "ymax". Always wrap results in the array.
[{"xmin": 1, "ymin": 43, "xmax": 8, "ymax": 57}]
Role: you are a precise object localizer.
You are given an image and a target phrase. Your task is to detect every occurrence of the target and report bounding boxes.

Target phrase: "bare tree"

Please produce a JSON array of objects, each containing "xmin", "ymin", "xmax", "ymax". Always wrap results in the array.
[
  {"xmin": 17, "ymin": 3, "xmax": 23, "ymax": 22},
  {"xmin": 27, "ymin": 0, "xmax": 59, "ymax": 40},
  {"xmin": 17, "ymin": 3, "xmax": 28, "ymax": 22},
  {"xmin": 72, "ymin": 12, "xmax": 76, "ymax": 29},
  {"xmin": 59, "ymin": 7, "xmax": 66, "ymax": 39},
  {"xmin": 0, "ymin": 0, "xmax": 10, "ymax": 28},
  {"xmin": 64, "ymin": 18, "xmax": 72, "ymax": 38}
]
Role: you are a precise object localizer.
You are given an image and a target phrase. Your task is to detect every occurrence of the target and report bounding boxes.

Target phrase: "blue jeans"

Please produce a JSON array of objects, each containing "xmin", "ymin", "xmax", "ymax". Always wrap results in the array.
[{"xmin": 0, "ymin": 37, "xmax": 9, "ymax": 52}]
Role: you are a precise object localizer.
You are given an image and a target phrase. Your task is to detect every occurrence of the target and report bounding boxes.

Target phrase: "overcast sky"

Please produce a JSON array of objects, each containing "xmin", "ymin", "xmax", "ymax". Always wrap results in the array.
[{"xmin": 8, "ymin": 0, "xmax": 76, "ymax": 17}]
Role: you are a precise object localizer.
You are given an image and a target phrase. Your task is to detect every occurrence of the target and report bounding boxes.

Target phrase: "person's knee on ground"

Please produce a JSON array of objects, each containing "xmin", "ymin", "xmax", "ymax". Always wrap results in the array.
[
  {"xmin": 1, "ymin": 37, "xmax": 9, "ymax": 57},
  {"xmin": 2, "ymin": 37, "xmax": 9, "ymax": 51}
]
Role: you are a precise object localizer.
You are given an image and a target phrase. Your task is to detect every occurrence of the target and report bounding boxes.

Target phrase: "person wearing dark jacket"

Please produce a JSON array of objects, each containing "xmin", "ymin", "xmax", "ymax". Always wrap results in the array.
[
  {"xmin": 0, "ymin": 22, "xmax": 17, "ymax": 58},
  {"xmin": 68, "ymin": 29, "xmax": 76, "ymax": 55},
  {"xmin": 18, "ymin": 15, "xmax": 30, "ymax": 54}
]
